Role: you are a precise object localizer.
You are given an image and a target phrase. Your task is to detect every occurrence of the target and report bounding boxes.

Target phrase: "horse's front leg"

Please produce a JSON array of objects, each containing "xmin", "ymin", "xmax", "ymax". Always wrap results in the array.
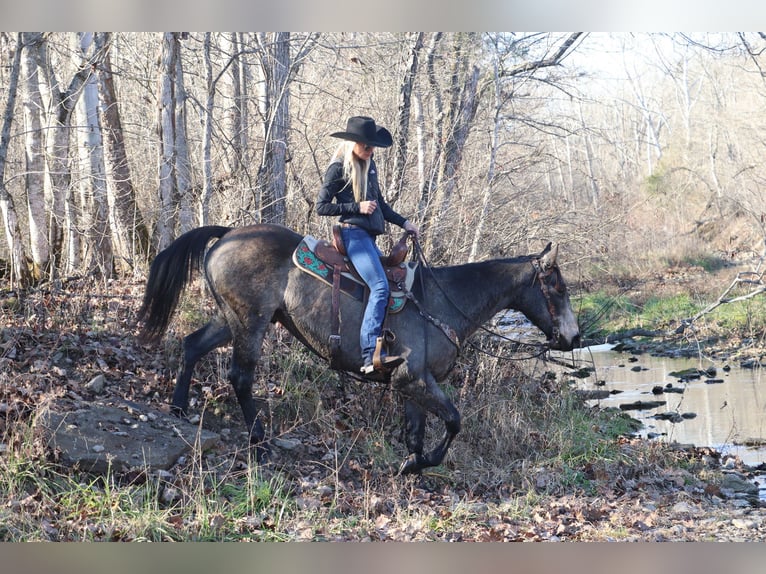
[
  {"xmin": 397, "ymin": 371, "xmax": 461, "ymax": 475},
  {"xmin": 229, "ymin": 322, "xmax": 270, "ymax": 462},
  {"xmin": 172, "ymin": 316, "xmax": 232, "ymax": 416},
  {"xmin": 398, "ymin": 399, "xmax": 427, "ymax": 474}
]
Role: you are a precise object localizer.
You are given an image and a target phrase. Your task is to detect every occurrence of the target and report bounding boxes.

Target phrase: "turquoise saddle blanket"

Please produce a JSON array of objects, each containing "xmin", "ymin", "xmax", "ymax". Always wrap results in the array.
[{"xmin": 292, "ymin": 235, "xmax": 416, "ymax": 314}]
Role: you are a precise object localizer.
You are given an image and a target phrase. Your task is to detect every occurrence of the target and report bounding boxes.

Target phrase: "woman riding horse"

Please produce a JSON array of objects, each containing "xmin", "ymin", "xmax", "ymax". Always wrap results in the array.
[{"xmin": 316, "ymin": 116, "xmax": 419, "ymax": 375}]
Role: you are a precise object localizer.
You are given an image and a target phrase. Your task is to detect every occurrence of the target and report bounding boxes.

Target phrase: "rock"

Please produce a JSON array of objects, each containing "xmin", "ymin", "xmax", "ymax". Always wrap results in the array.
[
  {"xmin": 671, "ymin": 501, "xmax": 701, "ymax": 516},
  {"xmin": 653, "ymin": 412, "xmax": 683, "ymax": 423},
  {"xmin": 619, "ymin": 400, "xmax": 666, "ymax": 411},
  {"xmin": 84, "ymin": 374, "xmax": 106, "ymax": 394},
  {"xmin": 37, "ymin": 401, "xmax": 220, "ymax": 474},
  {"xmin": 575, "ymin": 390, "xmax": 611, "ymax": 400},
  {"xmin": 721, "ymin": 473, "xmax": 759, "ymax": 496},
  {"xmin": 273, "ymin": 437, "xmax": 302, "ymax": 450},
  {"xmin": 731, "ymin": 518, "xmax": 758, "ymax": 529}
]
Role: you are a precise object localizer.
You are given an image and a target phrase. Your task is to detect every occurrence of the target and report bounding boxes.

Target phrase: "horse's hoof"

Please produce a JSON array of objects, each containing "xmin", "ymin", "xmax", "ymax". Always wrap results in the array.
[
  {"xmin": 397, "ymin": 453, "xmax": 424, "ymax": 475},
  {"xmin": 253, "ymin": 441, "xmax": 271, "ymax": 464}
]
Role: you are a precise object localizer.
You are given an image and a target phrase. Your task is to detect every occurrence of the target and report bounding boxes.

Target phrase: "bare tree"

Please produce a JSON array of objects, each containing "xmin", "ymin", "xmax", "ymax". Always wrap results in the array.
[
  {"xmin": 0, "ymin": 33, "xmax": 32, "ymax": 287},
  {"xmin": 219, "ymin": 32, "xmax": 244, "ymax": 177},
  {"xmin": 156, "ymin": 32, "xmax": 179, "ymax": 249},
  {"xmin": 94, "ymin": 32, "xmax": 149, "ymax": 271},
  {"xmin": 20, "ymin": 32, "xmax": 49, "ymax": 281},
  {"xmin": 415, "ymin": 32, "xmax": 444, "ymax": 233},
  {"xmin": 199, "ymin": 32, "xmax": 216, "ymax": 226},
  {"xmin": 73, "ymin": 32, "xmax": 112, "ymax": 276},
  {"xmin": 388, "ymin": 32, "xmax": 424, "ymax": 205},
  {"xmin": 424, "ymin": 32, "xmax": 584, "ymax": 261},
  {"xmin": 174, "ymin": 35, "xmax": 194, "ymax": 234},
  {"xmin": 254, "ymin": 32, "xmax": 291, "ymax": 225}
]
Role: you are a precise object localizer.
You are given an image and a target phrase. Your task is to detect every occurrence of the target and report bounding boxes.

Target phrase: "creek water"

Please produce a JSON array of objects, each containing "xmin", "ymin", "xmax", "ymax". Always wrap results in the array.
[{"xmin": 567, "ymin": 344, "xmax": 766, "ymax": 468}]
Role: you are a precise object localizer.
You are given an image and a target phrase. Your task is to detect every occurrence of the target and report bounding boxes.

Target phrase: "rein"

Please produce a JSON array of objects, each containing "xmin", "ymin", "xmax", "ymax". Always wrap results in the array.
[
  {"xmin": 404, "ymin": 237, "xmax": 553, "ymax": 361},
  {"xmin": 530, "ymin": 257, "xmax": 562, "ymax": 347}
]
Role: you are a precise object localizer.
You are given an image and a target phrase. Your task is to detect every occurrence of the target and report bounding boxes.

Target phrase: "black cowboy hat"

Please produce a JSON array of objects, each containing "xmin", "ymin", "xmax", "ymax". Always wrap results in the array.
[{"xmin": 330, "ymin": 116, "xmax": 393, "ymax": 148}]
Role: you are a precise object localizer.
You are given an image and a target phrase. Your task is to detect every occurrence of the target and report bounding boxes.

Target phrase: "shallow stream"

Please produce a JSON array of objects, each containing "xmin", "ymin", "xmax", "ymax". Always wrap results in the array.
[{"xmin": 568, "ymin": 344, "xmax": 766, "ymax": 467}]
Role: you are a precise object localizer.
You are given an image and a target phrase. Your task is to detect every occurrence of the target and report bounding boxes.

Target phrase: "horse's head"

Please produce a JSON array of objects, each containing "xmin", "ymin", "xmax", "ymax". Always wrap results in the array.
[{"xmin": 527, "ymin": 243, "xmax": 581, "ymax": 351}]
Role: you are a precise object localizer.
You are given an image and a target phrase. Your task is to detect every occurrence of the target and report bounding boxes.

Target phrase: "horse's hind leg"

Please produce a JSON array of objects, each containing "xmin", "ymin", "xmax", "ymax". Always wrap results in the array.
[
  {"xmin": 397, "ymin": 372, "xmax": 461, "ymax": 475},
  {"xmin": 172, "ymin": 314, "xmax": 232, "ymax": 416}
]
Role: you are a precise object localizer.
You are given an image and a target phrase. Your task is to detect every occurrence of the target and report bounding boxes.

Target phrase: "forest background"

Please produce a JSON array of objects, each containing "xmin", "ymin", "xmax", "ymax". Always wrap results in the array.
[
  {"xmin": 4, "ymin": 32, "xmax": 766, "ymax": 543},
  {"xmin": 2, "ymin": 32, "xmax": 765, "ymax": 291}
]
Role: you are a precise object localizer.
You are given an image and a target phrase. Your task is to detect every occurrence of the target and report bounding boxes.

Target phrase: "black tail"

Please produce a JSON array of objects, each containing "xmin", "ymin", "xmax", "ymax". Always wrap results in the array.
[{"xmin": 137, "ymin": 226, "xmax": 232, "ymax": 343}]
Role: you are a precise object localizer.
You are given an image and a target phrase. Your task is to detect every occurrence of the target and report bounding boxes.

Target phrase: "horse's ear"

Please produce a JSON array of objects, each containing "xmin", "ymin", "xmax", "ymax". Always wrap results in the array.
[{"xmin": 540, "ymin": 242, "xmax": 558, "ymax": 270}]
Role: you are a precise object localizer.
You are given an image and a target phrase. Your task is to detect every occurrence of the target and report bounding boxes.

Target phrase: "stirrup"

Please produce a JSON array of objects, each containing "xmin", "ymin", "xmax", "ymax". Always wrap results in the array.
[{"xmin": 361, "ymin": 354, "xmax": 404, "ymax": 375}]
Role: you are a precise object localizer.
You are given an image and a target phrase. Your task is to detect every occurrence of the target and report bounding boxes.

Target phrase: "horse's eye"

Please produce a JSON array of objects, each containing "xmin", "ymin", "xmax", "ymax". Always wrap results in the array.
[{"xmin": 548, "ymin": 271, "xmax": 564, "ymax": 293}]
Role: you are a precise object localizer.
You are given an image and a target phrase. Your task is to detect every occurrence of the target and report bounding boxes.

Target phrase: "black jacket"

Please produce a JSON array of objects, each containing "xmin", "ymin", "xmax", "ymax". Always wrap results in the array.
[{"xmin": 316, "ymin": 158, "xmax": 406, "ymax": 237}]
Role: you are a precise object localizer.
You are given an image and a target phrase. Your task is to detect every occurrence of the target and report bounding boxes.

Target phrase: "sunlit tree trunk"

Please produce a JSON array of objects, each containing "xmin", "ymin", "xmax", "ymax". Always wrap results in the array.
[
  {"xmin": 74, "ymin": 32, "xmax": 112, "ymax": 276},
  {"xmin": 388, "ymin": 32, "xmax": 423, "ymax": 206},
  {"xmin": 155, "ymin": 32, "xmax": 178, "ymax": 249},
  {"xmin": 413, "ymin": 90, "xmax": 428, "ymax": 218},
  {"xmin": 153, "ymin": 33, "xmax": 194, "ymax": 240},
  {"xmin": 21, "ymin": 32, "xmax": 49, "ymax": 281},
  {"xmin": 199, "ymin": 32, "xmax": 215, "ymax": 226},
  {"xmin": 417, "ymin": 32, "xmax": 443, "ymax": 234},
  {"xmin": 256, "ymin": 32, "xmax": 291, "ymax": 225},
  {"xmin": 237, "ymin": 33, "xmax": 250, "ymax": 171},
  {"xmin": 173, "ymin": 36, "xmax": 193, "ymax": 234},
  {"xmin": 36, "ymin": 33, "xmax": 96, "ymax": 276},
  {"xmin": 94, "ymin": 32, "xmax": 149, "ymax": 272},
  {"xmin": 426, "ymin": 33, "xmax": 481, "ymax": 260},
  {"xmin": 469, "ymin": 53, "xmax": 501, "ymax": 263},
  {"xmin": 0, "ymin": 33, "xmax": 32, "ymax": 287},
  {"xmin": 219, "ymin": 32, "xmax": 243, "ymax": 177}
]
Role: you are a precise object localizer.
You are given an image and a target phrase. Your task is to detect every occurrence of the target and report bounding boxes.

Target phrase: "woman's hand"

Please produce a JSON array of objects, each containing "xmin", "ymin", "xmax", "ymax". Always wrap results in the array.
[
  {"xmin": 403, "ymin": 220, "xmax": 419, "ymax": 239},
  {"xmin": 359, "ymin": 200, "xmax": 377, "ymax": 215}
]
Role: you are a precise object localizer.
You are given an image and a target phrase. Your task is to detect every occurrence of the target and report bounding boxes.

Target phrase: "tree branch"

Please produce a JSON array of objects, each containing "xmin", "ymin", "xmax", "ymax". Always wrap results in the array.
[
  {"xmin": 676, "ymin": 259, "xmax": 766, "ymax": 333},
  {"xmin": 503, "ymin": 32, "xmax": 584, "ymax": 77}
]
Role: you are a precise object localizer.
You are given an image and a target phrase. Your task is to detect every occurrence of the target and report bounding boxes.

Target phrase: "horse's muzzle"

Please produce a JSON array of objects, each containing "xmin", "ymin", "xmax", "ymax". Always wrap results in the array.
[{"xmin": 548, "ymin": 333, "xmax": 581, "ymax": 352}]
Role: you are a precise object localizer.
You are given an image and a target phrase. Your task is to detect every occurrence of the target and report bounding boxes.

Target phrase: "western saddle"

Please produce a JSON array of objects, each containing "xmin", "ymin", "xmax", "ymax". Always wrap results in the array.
[{"xmin": 320, "ymin": 224, "xmax": 412, "ymax": 371}]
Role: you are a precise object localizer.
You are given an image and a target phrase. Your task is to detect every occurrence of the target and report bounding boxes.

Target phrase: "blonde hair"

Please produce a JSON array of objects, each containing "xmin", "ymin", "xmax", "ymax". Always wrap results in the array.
[{"xmin": 332, "ymin": 141, "xmax": 369, "ymax": 202}]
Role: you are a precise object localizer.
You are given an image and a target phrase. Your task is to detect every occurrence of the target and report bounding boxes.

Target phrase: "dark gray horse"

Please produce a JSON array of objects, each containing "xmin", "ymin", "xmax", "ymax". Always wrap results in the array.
[{"xmin": 137, "ymin": 223, "xmax": 580, "ymax": 474}]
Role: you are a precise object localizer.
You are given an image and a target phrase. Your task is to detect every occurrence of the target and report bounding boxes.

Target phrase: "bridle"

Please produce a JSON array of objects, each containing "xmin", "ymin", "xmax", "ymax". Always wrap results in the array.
[
  {"xmin": 530, "ymin": 257, "xmax": 562, "ymax": 347},
  {"xmin": 404, "ymin": 237, "xmax": 558, "ymax": 359}
]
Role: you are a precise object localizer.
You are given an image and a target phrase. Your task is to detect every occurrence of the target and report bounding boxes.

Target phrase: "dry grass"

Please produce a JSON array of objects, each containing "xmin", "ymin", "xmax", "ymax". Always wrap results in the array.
[{"xmin": 0, "ymin": 278, "xmax": 744, "ymax": 541}]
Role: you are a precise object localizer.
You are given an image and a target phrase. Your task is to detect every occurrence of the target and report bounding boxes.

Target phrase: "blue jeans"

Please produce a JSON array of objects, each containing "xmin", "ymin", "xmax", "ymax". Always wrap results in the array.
[{"xmin": 341, "ymin": 226, "xmax": 389, "ymax": 363}]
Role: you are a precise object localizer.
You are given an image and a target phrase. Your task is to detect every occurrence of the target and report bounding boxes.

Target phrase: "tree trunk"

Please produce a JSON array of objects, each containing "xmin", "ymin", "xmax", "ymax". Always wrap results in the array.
[
  {"xmin": 578, "ymin": 100, "xmax": 600, "ymax": 208},
  {"xmin": 237, "ymin": 33, "xmax": 250, "ymax": 171},
  {"xmin": 388, "ymin": 32, "xmax": 424, "ymax": 205},
  {"xmin": 74, "ymin": 32, "xmax": 112, "ymax": 276},
  {"xmin": 219, "ymin": 32, "xmax": 243, "ymax": 177},
  {"xmin": 417, "ymin": 32, "xmax": 443, "ymax": 234},
  {"xmin": 155, "ymin": 32, "xmax": 178, "ymax": 249},
  {"xmin": 0, "ymin": 33, "xmax": 32, "ymax": 287},
  {"xmin": 36, "ymin": 33, "xmax": 95, "ymax": 276},
  {"xmin": 173, "ymin": 36, "xmax": 194, "ymax": 234},
  {"xmin": 20, "ymin": 32, "xmax": 49, "ymax": 281},
  {"xmin": 468, "ymin": 54, "xmax": 501, "ymax": 263},
  {"xmin": 427, "ymin": 33, "xmax": 481, "ymax": 260},
  {"xmin": 94, "ymin": 32, "xmax": 148, "ymax": 272},
  {"xmin": 257, "ymin": 32, "xmax": 290, "ymax": 225},
  {"xmin": 199, "ymin": 32, "xmax": 215, "ymax": 226}
]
